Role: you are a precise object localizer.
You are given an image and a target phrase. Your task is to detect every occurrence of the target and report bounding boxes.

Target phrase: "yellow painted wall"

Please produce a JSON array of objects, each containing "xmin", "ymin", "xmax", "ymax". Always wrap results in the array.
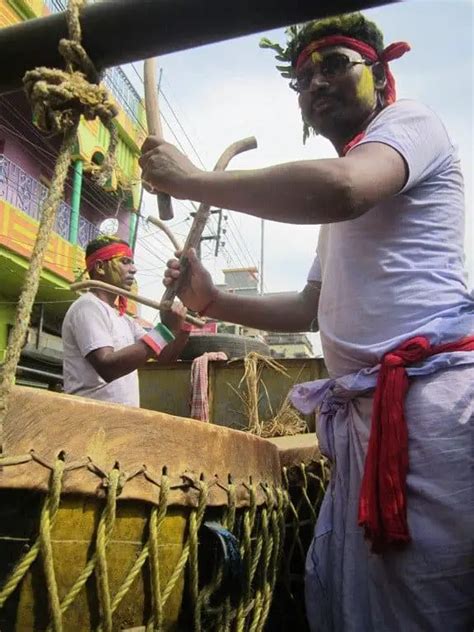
[
  {"xmin": 0, "ymin": 301, "xmax": 15, "ymax": 362},
  {"xmin": 6, "ymin": 0, "xmax": 47, "ymax": 19},
  {"xmin": 0, "ymin": 200, "xmax": 83, "ymax": 282},
  {"xmin": 0, "ymin": 0, "xmax": 21, "ymax": 25},
  {"xmin": 0, "ymin": 201, "xmax": 77, "ymax": 281},
  {"xmin": 75, "ymin": 95, "xmax": 144, "ymax": 211}
]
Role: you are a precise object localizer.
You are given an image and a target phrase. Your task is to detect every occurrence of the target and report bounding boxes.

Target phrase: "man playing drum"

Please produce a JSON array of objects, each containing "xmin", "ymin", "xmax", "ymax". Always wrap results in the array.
[
  {"xmin": 62, "ymin": 235, "xmax": 191, "ymax": 407},
  {"xmin": 139, "ymin": 11, "xmax": 474, "ymax": 631}
]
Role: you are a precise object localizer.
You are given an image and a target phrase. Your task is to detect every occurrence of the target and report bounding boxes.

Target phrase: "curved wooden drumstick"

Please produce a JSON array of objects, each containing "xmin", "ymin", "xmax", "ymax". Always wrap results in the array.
[
  {"xmin": 160, "ymin": 136, "xmax": 258, "ymax": 309},
  {"xmin": 70, "ymin": 280, "xmax": 205, "ymax": 327},
  {"xmin": 146, "ymin": 215, "xmax": 182, "ymax": 252},
  {"xmin": 143, "ymin": 57, "xmax": 174, "ymax": 221}
]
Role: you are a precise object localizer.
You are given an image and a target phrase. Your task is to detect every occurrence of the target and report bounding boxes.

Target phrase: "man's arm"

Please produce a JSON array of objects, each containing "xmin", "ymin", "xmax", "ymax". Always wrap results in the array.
[
  {"xmin": 87, "ymin": 322, "xmax": 189, "ymax": 382},
  {"xmin": 153, "ymin": 331, "xmax": 190, "ymax": 364},
  {"xmin": 83, "ymin": 300, "xmax": 190, "ymax": 382},
  {"xmin": 205, "ymin": 283, "xmax": 320, "ymax": 332},
  {"xmin": 86, "ymin": 340, "xmax": 155, "ymax": 383},
  {"xmin": 153, "ymin": 301, "xmax": 190, "ymax": 364},
  {"xmin": 163, "ymin": 248, "xmax": 320, "ymax": 333},
  {"xmin": 140, "ymin": 138, "xmax": 407, "ymax": 224}
]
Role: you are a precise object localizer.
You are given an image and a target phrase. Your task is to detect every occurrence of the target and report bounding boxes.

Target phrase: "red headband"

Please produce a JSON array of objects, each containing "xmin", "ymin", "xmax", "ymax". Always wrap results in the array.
[
  {"xmin": 85, "ymin": 243, "xmax": 133, "ymax": 272},
  {"xmin": 85, "ymin": 243, "xmax": 133, "ymax": 315},
  {"xmin": 295, "ymin": 35, "xmax": 410, "ymax": 104}
]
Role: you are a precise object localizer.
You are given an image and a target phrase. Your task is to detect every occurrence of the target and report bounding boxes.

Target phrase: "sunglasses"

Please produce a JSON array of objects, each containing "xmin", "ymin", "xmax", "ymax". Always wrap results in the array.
[{"xmin": 290, "ymin": 53, "xmax": 373, "ymax": 93}]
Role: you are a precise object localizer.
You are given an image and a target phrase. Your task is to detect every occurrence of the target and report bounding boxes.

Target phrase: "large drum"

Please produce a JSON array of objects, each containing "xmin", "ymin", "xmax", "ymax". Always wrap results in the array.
[
  {"xmin": 266, "ymin": 434, "xmax": 329, "ymax": 632},
  {"xmin": 0, "ymin": 386, "xmax": 286, "ymax": 631}
]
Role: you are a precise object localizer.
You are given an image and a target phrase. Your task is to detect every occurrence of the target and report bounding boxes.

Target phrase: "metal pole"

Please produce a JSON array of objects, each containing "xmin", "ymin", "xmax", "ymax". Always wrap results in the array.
[
  {"xmin": 0, "ymin": 0, "xmax": 400, "ymax": 94},
  {"xmin": 129, "ymin": 211, "xmax": 138, "ymax": 248},
  {"xmin": 16, "ymin": 365, "xmax": 63, "ymax": 383},
  {"xmin": 36, "ymin": 303, "xmax": 45, "ymax": 350},
  {"xmin": 69, "ymin": 158, "xmax": 83, "ymax": 245},
  {"xmin": 215, "ymin": 210, "xmax": 223, "ymax": 257}
]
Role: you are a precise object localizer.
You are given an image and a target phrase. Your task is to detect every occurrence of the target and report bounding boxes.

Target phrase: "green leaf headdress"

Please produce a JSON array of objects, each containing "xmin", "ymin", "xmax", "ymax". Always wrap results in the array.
[{"xmin": 259, "ymin": 13, "xmax": 385, "ymax": 143}]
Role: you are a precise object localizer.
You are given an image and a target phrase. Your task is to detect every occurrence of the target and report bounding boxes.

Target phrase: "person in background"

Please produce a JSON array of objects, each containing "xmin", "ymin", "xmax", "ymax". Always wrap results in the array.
[{"xmin": 62, "ymin": 235, "xmax": 191, "ymax": 407}]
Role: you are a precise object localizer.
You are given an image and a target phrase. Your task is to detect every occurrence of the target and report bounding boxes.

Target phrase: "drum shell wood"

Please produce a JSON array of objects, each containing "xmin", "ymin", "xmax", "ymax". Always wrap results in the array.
[
  {"xmin": 0, "ymin": 387, "xmax": 283, "ymax": 631},
  {"xmin": 1, "ymin": 493, "xmax": 186, "ymax": 630},
  {"xmin": 267, "ymin": 434, "xmax": 329, "ymax": 632}
]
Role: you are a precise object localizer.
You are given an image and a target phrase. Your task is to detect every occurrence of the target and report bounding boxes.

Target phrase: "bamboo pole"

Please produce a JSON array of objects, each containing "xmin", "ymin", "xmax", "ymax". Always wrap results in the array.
[
  {"xmin": 146, "ymin": 215, "xmax": 182, "ymax": 251},
  {"xmin": 143, "ymin": 57, "xmax": 174, "ymax": 220},
  {"xmin": 160, "ymin": 136, "xmax": 258, "ymax": 309},
  {"xmin": 0, "ymin": 0, "xmax": 399, "ymax": 94},
  {"xmin": 70, "ymin": 280, "xmax": 205, "ymax": 327}
]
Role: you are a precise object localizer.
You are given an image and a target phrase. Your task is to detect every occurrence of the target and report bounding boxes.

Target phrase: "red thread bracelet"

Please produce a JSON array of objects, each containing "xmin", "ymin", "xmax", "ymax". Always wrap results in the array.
[{"xmin": 198, "ymin": 292, "xmax": 218, "ymax": 317}]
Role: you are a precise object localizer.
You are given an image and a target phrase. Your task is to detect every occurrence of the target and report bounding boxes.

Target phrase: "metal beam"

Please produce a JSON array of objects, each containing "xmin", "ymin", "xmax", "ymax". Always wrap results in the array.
[{"xmin": 0, "ymin": 0, "xmax": 400, "ymax": 94}]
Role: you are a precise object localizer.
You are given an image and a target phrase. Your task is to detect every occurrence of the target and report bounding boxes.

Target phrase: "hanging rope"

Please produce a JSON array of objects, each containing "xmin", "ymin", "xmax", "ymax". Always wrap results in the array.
[{"xmin": 0, "ymin": 0, "xmax": 118, "ymax": 456}]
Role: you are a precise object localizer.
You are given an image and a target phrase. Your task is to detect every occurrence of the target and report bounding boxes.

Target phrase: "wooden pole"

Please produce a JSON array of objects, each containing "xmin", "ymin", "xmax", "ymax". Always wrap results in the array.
[
  {"xmin": 0, "ymin": 0, "xmax": 399, "ymax": 94},
  {"xmin": 160, "ymin": 136, "xmax": 257, "ymax": 309},
  {"xmin": 146, "ymin": 215, "xmax": 182, "ymax": 252},
  {"xmin": 70, "ymin": 280, "xmax": 205, "ymax": 327},
  {"xmin": 143, "ymin": 57, "xmax": 174, "ymax": 220}
]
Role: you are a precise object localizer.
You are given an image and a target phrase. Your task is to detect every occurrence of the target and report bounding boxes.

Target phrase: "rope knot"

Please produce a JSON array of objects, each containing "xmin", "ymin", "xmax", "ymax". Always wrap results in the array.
[
  {"xmin": 22, "ymin": 0, "xmax": 118, "ymax": 185},
  {"xmin": 103, "ymin": 467, "xmax": 126, "ymax": 497},
  {"xmin": 23, "ymin": 67, "xmax": 118, "ymax": 136},
  {"xmin": 384, "ymin": 353, "xmax": 404, "ymax": 368}
]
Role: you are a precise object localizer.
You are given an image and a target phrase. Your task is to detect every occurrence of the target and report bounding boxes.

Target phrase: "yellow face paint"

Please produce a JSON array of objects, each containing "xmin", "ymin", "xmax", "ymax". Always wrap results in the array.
[
  {"xmin": 310, "ymin": 51, "xmax": 323, "ymax": 65},
  {"xmin": 104, "ymin": 256, "xmax": 124, "ymax": 286},
  {"xmin": 356, "ymin": 65, "xmax": 376, "ymax": 107}
]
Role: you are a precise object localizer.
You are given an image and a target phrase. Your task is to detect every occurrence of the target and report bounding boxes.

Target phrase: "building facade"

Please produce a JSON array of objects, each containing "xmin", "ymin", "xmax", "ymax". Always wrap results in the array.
[
  {"xmin": 264, "ymin": 332, "xmax": 314, "ymax": 359},
  {"xmin": 0, "ymin": 0, "xmax": 146, "ymax": 386},
  {"xmin": 215, "ymin": 269, "xmax": 316, "ymax": 358}
]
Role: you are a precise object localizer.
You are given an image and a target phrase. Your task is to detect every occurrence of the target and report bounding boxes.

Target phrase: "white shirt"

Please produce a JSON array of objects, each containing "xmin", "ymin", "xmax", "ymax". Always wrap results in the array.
[
  {"xmin": 307, "ymin": 100, "xmax": 474, "ymax": 378},
  {"xmin": 62, "ymin": 292, "xmax": 147, "ymax": 407}
]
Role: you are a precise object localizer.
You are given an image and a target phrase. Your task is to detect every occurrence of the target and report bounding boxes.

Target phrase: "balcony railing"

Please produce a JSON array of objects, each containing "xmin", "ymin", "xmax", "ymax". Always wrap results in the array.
[
  {"xmin": 102, "ymin": 67, "xmax": 142, "ymax": 128},
  {"xmin": 44, "ymin": 0, "xmax": 65, "ymax": 11},
  {"xmin": 0, "ymin": 154, "xmax": 98, "ymax": 249},
  {"xmin": 78, "ymin": 215, "xmax": 100, "ymax": 248},
  {"xmin": 44, "ymin": 0, "xmax": 142, "ymax": 127}
]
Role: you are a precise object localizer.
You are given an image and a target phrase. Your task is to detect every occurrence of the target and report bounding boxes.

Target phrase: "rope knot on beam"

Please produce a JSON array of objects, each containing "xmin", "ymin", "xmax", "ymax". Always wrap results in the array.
[{"xmin": 23, "ymin": 0, "xmax": 118, "ymax": 185}]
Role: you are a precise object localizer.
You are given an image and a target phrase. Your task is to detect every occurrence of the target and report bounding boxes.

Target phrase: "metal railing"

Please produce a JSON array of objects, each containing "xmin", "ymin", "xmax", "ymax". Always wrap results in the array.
[
  {"xmin": 102, "ymin": 66, "xmax": 142, "ymax": 127},
  {"xmin": 44, "ymin": 0, "xmax": 143, "ymax": 127},
  {"xmin": 44, "ymin": 0, "xmax": 66, "ymax": 11},
  {"xmin": 0, "ymin": 154, "xmax": 98, "ymax": 248},
  {"xmin": 78, "ymin": 215, "xmax": 99, "ymax": 248}
]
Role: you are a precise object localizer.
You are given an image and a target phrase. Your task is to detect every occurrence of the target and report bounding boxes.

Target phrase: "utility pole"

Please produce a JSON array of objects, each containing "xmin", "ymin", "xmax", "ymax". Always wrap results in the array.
[
  {"xmin": 214, "ymin": 209, "xmax": 224, "ymax": 256},
  {"xmin": 190, "ymin": 208, "xmax": 224, "ymax": 259}
]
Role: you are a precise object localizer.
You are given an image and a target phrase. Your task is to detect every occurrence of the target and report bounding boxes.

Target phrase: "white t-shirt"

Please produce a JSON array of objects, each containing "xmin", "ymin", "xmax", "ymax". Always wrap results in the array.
[
  {"xmin": 62, "ymin": 292, "xmax": 147, "ymax": 407},
  {"xmin": 307, "ymin": 99, "xmax": 474, "ymax": 378}
]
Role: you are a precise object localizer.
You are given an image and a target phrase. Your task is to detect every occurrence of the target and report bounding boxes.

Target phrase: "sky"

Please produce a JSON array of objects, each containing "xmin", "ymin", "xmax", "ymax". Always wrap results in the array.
[{"xmin": 132, "ymin": 0, "xmax": 473, "ymax": 337}]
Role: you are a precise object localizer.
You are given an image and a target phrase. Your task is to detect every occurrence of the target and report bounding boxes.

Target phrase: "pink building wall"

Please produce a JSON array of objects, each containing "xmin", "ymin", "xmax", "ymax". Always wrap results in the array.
[{"xmin": 0, "ymin": 90, "xmax": 132, "ymax": 245}]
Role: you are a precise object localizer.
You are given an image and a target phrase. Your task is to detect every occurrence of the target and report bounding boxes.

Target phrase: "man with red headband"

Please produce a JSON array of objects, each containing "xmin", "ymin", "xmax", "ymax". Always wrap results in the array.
[
  {"xmin": 62, "ymin": 236, "xmax": 190, "ymax": 407},
  {"xmin": 140, "ymin": 12, "xmax": 473, "ymax": 631}
]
